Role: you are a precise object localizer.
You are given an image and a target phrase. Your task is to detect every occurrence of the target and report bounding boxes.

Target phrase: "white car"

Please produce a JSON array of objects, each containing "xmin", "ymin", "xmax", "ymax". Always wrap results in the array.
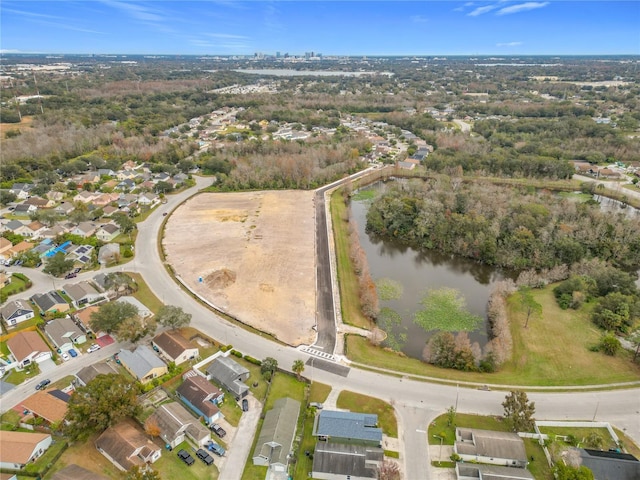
[
  {"xmin": 87, "ymin": 344, "xmax": 101, "ymax": 353},
  {"xmin": 61, "ymin": 353, "xmax": 70, "ymax": 361}
]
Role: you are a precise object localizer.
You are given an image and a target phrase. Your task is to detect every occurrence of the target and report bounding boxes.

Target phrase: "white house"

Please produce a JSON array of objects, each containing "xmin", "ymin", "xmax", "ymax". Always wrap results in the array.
[
  {"xmin": 0, "ymin": 431, "xmax": 52, "ymax": 470},
  {"xmin": 1, "ymin": 299, "xmax": 35, "ymax": 328}
]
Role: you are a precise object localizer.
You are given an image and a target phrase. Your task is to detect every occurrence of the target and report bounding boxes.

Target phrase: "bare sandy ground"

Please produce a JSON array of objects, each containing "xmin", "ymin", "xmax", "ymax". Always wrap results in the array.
[{"xmin": 163, "ymin": 190, "xmax": 316, "ymax": 346}]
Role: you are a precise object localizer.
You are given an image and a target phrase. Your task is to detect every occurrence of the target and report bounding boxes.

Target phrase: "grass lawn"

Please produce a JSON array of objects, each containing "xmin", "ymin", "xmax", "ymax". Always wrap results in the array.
[
  {"xmin": 345, "ymin": 284, "xmax": 640, "ymax": 387},
  {"xmin": 234, "ymin": 357, "xmax": 269, "ymax": 402},
  {"xmin": 219, "ymin": 397, "xmax": 243, "ymax": 427},
  {"xmin": 264, "ymin": 372, "xmax": 307, "ymax": 410},
  {"xmin": 330, "ymin": 190, "xmax": 372, "ymax": 330},
  {"xmin": 293, "ymin": 409, "xmax": 317, "ymax": 480},
  {"xmin": 127, "ymin": 272, "xmax": 163, "ymax": 314},
  {"xmin": 153, "ymin": 441, "xmax": 219, "ymax": 480},
  {"xmin": 44, "ymin": 433, "xmax": 125, "ymax": 479},
  {"xmin": 309, "ymin": 382, "xmax": 331, "ymax": 403},
  {"xmin": 336, "ymin": 391, "xmax": 397, "ymax": 438},
  {"xmin": 0, "ymin": 273, "xmax": 29, "ymax": 298}
]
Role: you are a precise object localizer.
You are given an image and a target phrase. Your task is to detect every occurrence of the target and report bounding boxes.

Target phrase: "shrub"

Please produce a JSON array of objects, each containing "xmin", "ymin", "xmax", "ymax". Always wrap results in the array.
[
  {"xmin": 220, "ymin": 344, "xmax": 233, "ymax": 352},
  {"xmin": 244, "ymin": 355, "xmax": 262, "ymax": 365},
  {"xmin": 231, "ymin": 349, "xmax": 243, "ymax": 358},
  {"xmin": 599, "ymin": 332, "xmax": 621, "ymax": 356}
]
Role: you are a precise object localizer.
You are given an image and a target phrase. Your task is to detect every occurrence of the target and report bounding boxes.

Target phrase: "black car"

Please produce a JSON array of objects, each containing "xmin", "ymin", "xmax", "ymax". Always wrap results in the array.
[
  {"xmin": 196, "ymin": 449, "xmax": 214, "ymax": 466},
  {"xmin": 211, "ymin": 424, "xmax": 226, "ymax": 438},
  {"xmin": 64, "ymin": 272, "xmax": 77, "ymax": 279},
  {"xmin": 177, "ymin": 449, "xmax": 195, "ymax": 466},
  {"xmin": 242, "ymin": 398, "xmax": 249, "ymax": 412},
  {"xmin": 35, "ymin": 379, "xmax": 51, "ymax": 390}
]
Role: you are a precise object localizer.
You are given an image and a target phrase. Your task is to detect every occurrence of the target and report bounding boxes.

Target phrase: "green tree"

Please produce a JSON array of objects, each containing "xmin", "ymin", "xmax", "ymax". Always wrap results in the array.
[
  {"xmin": 90, "ymin": 301, "xmax": 139, "ymax": 334},
  {"xmin": 599, "ymin": 332, "xmax": 621, "ymax": 356},
  {"xmin": 156, "ymin": 305, "xmax": 192, "ymax": 330},
  {"xmin": 43, "ymin": 252, "xmax": 75, "ymax": 277},
  {"xmin": 261, "ymin": 356, "xmax": 278, "ymax": 381},
  {"xmin": 64, "ymin": 373, "xmax": 141, "ymax": 440},
  {"xmin": 113, "ymin": 212, "xmax": 136, "ymax": 234},
  {"xmin": 105, "ymin": 272, "xmax": 137, "ymax": 297},
  {"xmin": 0, "ymin": 190, "xmax": 17, "ymax": 206},
  {"xmin": 553, "ymin": 463, "xmax": 594, "ymax": 480},
  {"xmin": 502, "ymin": 390, "xmax": 535, "ymax": 432},
  {"xmin": 126, "ymin": 466, "xmax": 161, "ymax": 480},
  {"xmin": 117, "ymin": 315, "xmax": 157, "ymax": 343},
  {"xmin": 292, "ymin": 359, "xmax": 305, "ymax": 381},
  {"xmin": 518, "ymin": 286, "xmax": 542, "ymax": 328},
  {"xmin": 591, "ymin": 292, "xmax": 637, "ymax": 333},
  {"xmin": 154, "ymin": 181, "xmax": 174, "ymax": 194}
]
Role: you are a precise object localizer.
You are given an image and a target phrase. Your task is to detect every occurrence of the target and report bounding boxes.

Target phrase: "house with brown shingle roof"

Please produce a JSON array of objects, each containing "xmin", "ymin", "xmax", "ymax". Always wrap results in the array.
[
  {"xmin": 96, "ymin": 419, "xmax": 161, "ymax": 471},
  {"xmin": 151, "ymin": 331, "xmax": 199, "ymax": 366},
  {"xmin": 0, "ymin": 237, "xmax": 13, "ymax": 259},
  {"xmin": 6, "ymin": 240, "xmax": 34, "ymax": 259},
  {"xmin": 0, "ymin": 431, "xmax": 52, "ymax": 470},
  {"xmin": 6, "ymin": 331, "xmax": 52, "ymax": 368},
  {"xmin": 20, "ymin": 389, "xmax": 69, "ymax": 425},
  {"xmin": 73, "ymin": 305, "xmax": 99, "ymax": 335},
  {"xmin": 176, "ymin": 374, "xmax": 224, "ymax": 425}
]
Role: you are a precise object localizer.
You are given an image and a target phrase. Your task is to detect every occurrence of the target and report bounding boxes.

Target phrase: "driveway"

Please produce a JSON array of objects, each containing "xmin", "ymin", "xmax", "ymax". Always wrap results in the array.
[
  {"xmin": 37, "ymin": 358, "xmax": 57, "ymax": 374},
  {"xmin": 218, "ymin": 395, "xmax": 262, "ymax": 480}
]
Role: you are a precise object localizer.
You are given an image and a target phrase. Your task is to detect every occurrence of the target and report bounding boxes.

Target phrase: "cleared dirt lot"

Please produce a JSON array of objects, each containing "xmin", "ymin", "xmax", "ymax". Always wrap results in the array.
[{"xmin": 163, "ymin": 190, "xmax": 316, "ymax": 346}]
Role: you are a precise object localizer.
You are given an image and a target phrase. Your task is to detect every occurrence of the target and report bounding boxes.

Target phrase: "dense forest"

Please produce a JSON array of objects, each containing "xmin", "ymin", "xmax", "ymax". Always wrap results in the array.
[{"xmin": 366, "ymin": 179, "xmax": 640, "ymax": 270}]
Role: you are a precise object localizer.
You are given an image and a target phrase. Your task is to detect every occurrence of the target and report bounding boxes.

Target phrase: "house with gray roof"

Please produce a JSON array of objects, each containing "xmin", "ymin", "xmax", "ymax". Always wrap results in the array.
[
  {"xmin": 313, "ymin": 410, "xmax": 383, "ymax": 447},
  {"xmin": 1, "ymin": 299, "xmax": 35, "ymax": 328},
  {"xmin": 456, "ymin": 464, "xmax": 535, "ymax": 480},
  {"xmin": 206, "ymin": 356, "xmax": 250, "ymax": 400},
  {"xmin": 312, "ymin": 442, "xmax": 383, "ymax": 480},
  {"xmin": 118, "ymin": 345, "xmax": 167, "ymax": 384},
  {"xmin": 98, "ymin": 243, "xmax": 120, "ymax": 265},
  {"xmin": 75, "ymin": 362, "xmax": 119, "ymax": 387},
  {"xmin": 44, "ymin": 317, "xmax": 86, "ymax": 352},
  {"xmin": 454, "ymin": 428, "xmax": 528, "ymax": 469},
  {"xmin": 63, "ymin": 281, "xmax": 106, "ymax": 308},
  {"xmin": 147, "ymin": 402, "xmax": 211, "ymax": 449},
  {"xmin": 95, "ymin": 223, "xmax": 120, "ymax": 242},
  {"xmin": 572, "ymin": 448, "xmax": 640, "ymax": 480},
  {"xmin": 31, "ymin": 291, "xmax": 70, "ymax": 315},
  {"xmin": 253, "ymin": 397, "xmax": 301, "ymax": 472}
]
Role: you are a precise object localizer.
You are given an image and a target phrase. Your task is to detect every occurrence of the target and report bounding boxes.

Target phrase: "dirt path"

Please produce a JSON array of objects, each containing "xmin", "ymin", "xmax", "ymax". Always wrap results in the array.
[{"xmin": 163, "ymin": 190, "xmax": 316, "ymax": 346}]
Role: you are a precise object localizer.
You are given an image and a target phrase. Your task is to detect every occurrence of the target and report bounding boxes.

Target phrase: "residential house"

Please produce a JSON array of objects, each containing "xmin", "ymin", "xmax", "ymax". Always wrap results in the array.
[
  {"xmin": 102, "ymin": 205, "xmax": 119, "ymax": 217},
  {"xmin": 13, "ymin": 204, "xmax": 37, "ymax": 216},
  {"xmin": 76, "ymin": 172, "xmax": 100, "ymax": 186},
  {"xmin": 46, "ymin": 191, "xmax": 64, "ymax": 202},
  {"xmin": 92, "ymin": 192, "xmax": 120, "ymax": 208},
  {"xmin": 73, "ymin": 305, "xmax": 99, "ymax": 335},
  {"xmin": 51, "ymin": 464, "xmax": 109, "ymax": 480},
  {"xmin": 456, "ymin": 464, "xmax": 535, "ymax": 480},
  {"xmin": 6, "ymin": 331, "xmax": 52, "ymax": 368},
  {"xmin": 313, "ymin": 410, "xmax": 383, "ymax": 447},
  {"xmin": 4, "ymin": 220, "xmax": 31, "ymax": 237},
  {"xmin": 0, "ymin": 237, "xmax": 13, "ymax": 261},
  {"xmin": 71, "ymin": 222, "xmax": 98, "ymax": 238},
  {"xmin": 252, "ymin": 397, "xmax": 301, "ymax": 473},
  {"xmin": 67, "ymin": 244, "xmax": 94, "ymax": 264},
  {"xmin": 20, "ymin": 389, "xmax": 70, "ymax": 426},
  {"xmin": 137, "ymin": 192, "xmax": 159, "ymax": 207},
  {"xmin": 312, "ymin": 443, "xmax": 383, "ymax": 480},
  {"xmin": 9, "ymin": 183, "xmax": 34, "ymax": 200},
  {"xmin": 148, "ymin": 402, "xmax": 211, "ymax": 449},
  {"xmin": 96, "ymin": 419, "xmax": 162, "ymax": 471},
  {"xmin": 152, "ymin": 330, "xmax": 199, "ymax": 366},
  {"xmin": 454, "ymin": 428, "xmax": 528, "ymax": 468},
  {"xmin": 73, "ymin": 191, "xmax": 100, "ymax": 204},
  {"xmin": 44, "ymin": 317, "xmax": 86, "ymax": 352},
  {"xmin": 117, "ymin": 296, "xmax": 153, "ymax": 318},
  {"xmin": 24, "ymin": 197, "xmax": 55, "ymax": 209},
  {"xmin": 6, "ymin": 240, "xmax": 34, "ymax": 259},
  {"xmin": 31, "ymin": 239, "xmax": 57, "ymax": 258},
  {"xmin": 569, "ymin": 448, "xmax": 640, "ymax": 480},
  {"xmin": 92, "ymin": 273, "xmax": 111, "ymax": 293},
  {"xmin": 118, "ymin": 345, "xmax": 168, "ymax": 384},
  {"xmin": 176, "ymin": 374, "xmax": 224, "ymax": 425},
  {"xmin": 95, "ymin": 223, "xmax": 120, "ymax": 242},
  {"xmin": 24, "ymin": 221, "xmax": 47, "ymax": 239},
  {"xmin": 0, "ymin": 270, "xmax": 10, "ymax": 288},
  {"xmin": 53, "ymin": 202, "xmax": 75, "ymax": 216},
  {"xmin": 40, "ymin": 224, "xmax": 71, "ymax": 239},
  {"xmin": 0, "ymin": 432, "xmax": 52, "ymax": 470},
  {"xmin": 115, "ymin": 179, "xmax": 136, "ymax": 192},
  {"xmin": 206, "ymin": 356, "xmax": 250, "ymax": 400},
  {"xmin": 63, "ymin": 281, "xmax": 105, "ymax": 308},
  {"xmin": 75, "ymin": 362, "xmax": 119, "ymax": 387},
  {"xmin": 31, "ymin": 291, "xmax": 70, "ymax": 315},
  {"xmin": 1, "ymin": 299, "xmax": 35, "ymax": 328}
]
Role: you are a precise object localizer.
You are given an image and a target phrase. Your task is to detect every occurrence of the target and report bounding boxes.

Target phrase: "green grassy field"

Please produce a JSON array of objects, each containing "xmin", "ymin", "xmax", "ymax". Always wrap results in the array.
[
  {"xmin": 330, "ymin": 190, "xmax": 372, "ymax": 330},
  {"xmin": 345, "ymin": 283, "xmax": 640, "ymax": 387},
  {"xmin": 336, "ymin": 390, "xmax": 397, "ymax": 438},
  {"xmin": 309, "ymin": 382, "xmax": 331, "ymax": 403}
]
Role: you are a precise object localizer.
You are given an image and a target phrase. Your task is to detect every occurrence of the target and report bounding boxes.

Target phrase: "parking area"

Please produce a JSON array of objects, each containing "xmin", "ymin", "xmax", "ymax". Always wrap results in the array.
[{"xmin": 218, "ymin": 395, "xmax": 262, "ymax": 480}]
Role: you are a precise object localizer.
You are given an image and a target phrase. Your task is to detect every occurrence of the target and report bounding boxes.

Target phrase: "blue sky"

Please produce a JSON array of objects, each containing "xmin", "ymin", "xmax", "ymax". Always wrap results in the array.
[{"xmin": 1, "ymin": 1, "xmax": 638, "ymax": 55}]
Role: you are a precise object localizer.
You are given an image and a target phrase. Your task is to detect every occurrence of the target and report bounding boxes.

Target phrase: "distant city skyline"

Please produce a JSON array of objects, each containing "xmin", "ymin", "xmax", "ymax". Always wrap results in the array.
[{"xmin": 1, "ymin": 1, "xmax": 638, "ymax": 56}]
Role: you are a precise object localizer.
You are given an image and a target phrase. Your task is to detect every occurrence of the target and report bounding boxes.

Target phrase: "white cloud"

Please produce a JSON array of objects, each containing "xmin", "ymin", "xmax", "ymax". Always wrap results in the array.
[
  {"xmin": 496, "ymin": 41, "xmax": 523, "ymax": 47},
  {"xmin": 204, "ymin": 33, "xmax": 249, "ymax": 39},
  {"xmin": 496, "ymin": 2, "xmax": 549, "ymax": 15},
  {"xmin": 411, "ymin": 15, "xmax": 429, "ymax": 23},
  {"xmin": 468, "ymin": 4, "xmax": 500, "ymax": 16}
]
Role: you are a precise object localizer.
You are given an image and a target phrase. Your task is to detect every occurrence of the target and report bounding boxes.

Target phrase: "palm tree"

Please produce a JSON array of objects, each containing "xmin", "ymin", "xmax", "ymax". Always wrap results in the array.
[{"xmin": 292, "ymin": 359, "xmax": 305, "ymax": 381}]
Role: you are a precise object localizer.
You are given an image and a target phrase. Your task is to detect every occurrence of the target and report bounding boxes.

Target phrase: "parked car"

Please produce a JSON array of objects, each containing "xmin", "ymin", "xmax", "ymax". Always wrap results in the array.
[
  {"xmin": 87, "ymin": 344, "xmax": 101, "ymax": 353},
  {"xmin": 242, "ymin": 398, "xmax": 249, "ymax": 412},
  {"xmin": 177, "ymin": 449, "xmax": 195, "ymax": 466},
  {"xmin": 68, "ymin": 349, "xmax": 78, "ymax": 358},
  {"xmin": 211, "ymin": 423, "xmax": 226, "ymax": 438},
  {"xmin": 35, "ymin": 379, "xmax": 51, "ymax": 390},
  {"xmin": 207, "ymin": 441, "xmax": 226, "ymax": 457},
  {"xmin": 61, "ymin": 352, "xmax": 70, "ymax": 361},
  {"xmin": 196, "ymin": 449, "xmax": 214, "ymax": 466},
  {"xmin": 64, "ymin": 272, "xmax": 77, "ymax": 279},
  {"xmin": 73, "ymin": 267, "xmax": 81, "ymax": 274},
  {"xmin": 309, "ymin": 402, "xmax": 323, "ymax": 410}
]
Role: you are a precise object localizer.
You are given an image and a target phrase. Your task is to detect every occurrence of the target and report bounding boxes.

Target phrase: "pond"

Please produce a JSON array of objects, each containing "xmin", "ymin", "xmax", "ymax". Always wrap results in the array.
[
  {"xmin": 350, "ymin": 183, "xmax": 640, "ymax": 359},
  {"xmin": 350, "ymin": 182, "xmax": 513, "ymax": 360}
]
